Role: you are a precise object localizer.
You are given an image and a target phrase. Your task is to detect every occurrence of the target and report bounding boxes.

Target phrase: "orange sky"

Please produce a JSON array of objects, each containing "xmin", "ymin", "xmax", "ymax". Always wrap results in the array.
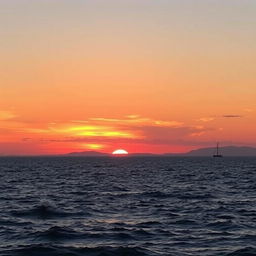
[{"xmin": 0, "ymin": 0, "xmax": 256, "ymax": 155}]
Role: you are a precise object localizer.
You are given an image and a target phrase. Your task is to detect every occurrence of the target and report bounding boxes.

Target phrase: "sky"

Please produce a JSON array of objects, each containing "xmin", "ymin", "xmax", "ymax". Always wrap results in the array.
[{"xmin": 0, "ymin": 0, "xmax": 256, "ymax": 155}]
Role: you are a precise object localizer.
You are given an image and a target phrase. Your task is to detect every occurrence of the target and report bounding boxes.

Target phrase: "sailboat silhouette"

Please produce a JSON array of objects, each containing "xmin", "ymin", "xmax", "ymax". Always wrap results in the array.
[{"xmin": 213, "ymin": 142, "xmax": 223, "ymax": 157}]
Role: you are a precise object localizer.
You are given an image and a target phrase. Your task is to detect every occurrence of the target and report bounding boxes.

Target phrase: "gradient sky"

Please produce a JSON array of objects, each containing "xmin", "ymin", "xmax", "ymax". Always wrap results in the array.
[{"xmin": 0, "ymin": 0, "xmax": 256, "ymax": 155}]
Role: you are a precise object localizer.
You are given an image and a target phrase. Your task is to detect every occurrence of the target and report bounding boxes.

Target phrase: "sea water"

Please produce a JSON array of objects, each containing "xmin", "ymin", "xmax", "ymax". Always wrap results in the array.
[{"xmin": 0, "ymin": 156, "xmax": 255, "ymax": 256}]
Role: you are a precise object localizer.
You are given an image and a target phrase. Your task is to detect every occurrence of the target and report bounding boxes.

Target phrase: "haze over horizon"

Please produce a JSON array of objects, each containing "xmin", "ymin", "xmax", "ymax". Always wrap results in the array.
[
  {"xmin": 2, "ymin": 145, "xmax": 256, "ymax": 157},
  {"xmin": 1, "ymin": 0, "xmax": 256, "ymax": 155}
]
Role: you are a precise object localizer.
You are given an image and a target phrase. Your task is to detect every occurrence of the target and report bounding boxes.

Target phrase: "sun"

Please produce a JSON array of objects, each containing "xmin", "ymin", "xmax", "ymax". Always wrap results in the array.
[{"xmin": 112, "ymin": 149, "xmax": 129, "ymax": 155}]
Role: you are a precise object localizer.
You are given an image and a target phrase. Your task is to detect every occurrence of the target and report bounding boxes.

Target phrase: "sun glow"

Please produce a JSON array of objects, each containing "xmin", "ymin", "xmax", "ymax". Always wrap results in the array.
[
  {"xmin": 112, "ymin": 149, "xmax": 129, "ymax": 155},
  {"xmin": 61, "ymin": 125, "xmax": 138, "ymax": 138},
  {"xmin": 84, "ymin": 144, "xmax": 104, "ymax": 150}
]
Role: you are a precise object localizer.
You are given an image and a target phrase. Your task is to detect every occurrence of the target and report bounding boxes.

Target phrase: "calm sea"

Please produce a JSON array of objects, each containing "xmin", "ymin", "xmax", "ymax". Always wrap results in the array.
[{"xmin": 0, "ymin": 157, "xmax": 255, "ymax": 256}]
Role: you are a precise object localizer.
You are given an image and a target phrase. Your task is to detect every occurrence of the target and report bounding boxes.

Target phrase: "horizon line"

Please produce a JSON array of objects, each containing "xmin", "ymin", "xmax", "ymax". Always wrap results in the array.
[{"xmin": 1, "ymin": 145, "xmax": 256, "ymax": 157}]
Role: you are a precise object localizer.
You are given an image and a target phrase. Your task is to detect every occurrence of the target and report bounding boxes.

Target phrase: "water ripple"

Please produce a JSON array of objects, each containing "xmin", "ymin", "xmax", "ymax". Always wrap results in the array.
[{"xmin": 0, "ymin": 156, "xmax": 256, "ymax": 256}]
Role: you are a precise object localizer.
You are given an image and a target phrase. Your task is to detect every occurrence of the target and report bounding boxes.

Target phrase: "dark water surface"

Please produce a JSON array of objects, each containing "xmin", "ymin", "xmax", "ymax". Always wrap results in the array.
[{"xmin": 0, "ymin": 157, "xmax": 256, "ymax": 256}]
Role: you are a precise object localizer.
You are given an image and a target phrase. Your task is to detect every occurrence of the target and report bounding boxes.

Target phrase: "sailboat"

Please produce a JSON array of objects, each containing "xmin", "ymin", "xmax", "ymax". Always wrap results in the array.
[{"xmin": 213, "ymin": 142, "xmax": 223, "ymax": 157}]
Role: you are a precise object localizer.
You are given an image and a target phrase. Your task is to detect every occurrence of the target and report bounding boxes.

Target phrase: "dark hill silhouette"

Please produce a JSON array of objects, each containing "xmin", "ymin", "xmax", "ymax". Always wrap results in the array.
[
  {"xmin": 129, "ymin": 153, "xmax": 157, "ymax": 157},
  {"xmin": 165, "ymin": 146, "xmax": 256, "ymax": 157},
  {"xmin": 65, "ymin": 146, "xmax": 256, "ymax": 157},
  {"xmin": 65, "ymin": 151, "xmax": 157, "ymax": 157},
  {"xmin": 66, "ymin": 151, "xmax": 109, "ymax": 157}
]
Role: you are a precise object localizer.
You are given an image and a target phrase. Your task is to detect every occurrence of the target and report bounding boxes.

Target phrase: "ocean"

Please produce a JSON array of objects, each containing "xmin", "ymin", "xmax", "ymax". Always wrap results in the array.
[{"xmin": 0, "ymin": 156, "xmax": 255, "ymax": 256}]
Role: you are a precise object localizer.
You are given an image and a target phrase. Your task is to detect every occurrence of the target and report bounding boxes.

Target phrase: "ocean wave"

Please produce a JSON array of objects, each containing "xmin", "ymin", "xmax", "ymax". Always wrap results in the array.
[
  {"xmin": 108, "ymin": 227, "xmax": 153, "ymax": 239},
  {"xmin": 139, "ymin": 191, "xmax": 173, "ymax": 199},
  {"xmin": 206, "ymin": 220, "xmax": 238, "ymax": 230},
  {"xmin": 32, "ymin": 226, "xmax": 86, "ymax": 240},
  {"xmin": 178, "ymin": 192, "xmax": 216, "ymax": 200},
  {"xmin": 171, "ymin": 219, "xmax": 198, "ymax": 225},
  {"xmin": 1, "ymin": 157, "xmax": 256, "ymax": 256},
  {"xmin": 134, "ymin": 221, "xmax": 161, "ymax": 227},
  {"xmin": 32, "ymin": 225, "xmax": 153, "ymax": 242},
  {"xmin": 11, "ymin": 201, "xmax": 82, "ymax": 219},
  {"xmin": 3, "ymin": 244, "xmax": 156, "ymax": 256},
  {"xmin": 226, "ymin": 247, "xmax": 256, "ymax": 256}
]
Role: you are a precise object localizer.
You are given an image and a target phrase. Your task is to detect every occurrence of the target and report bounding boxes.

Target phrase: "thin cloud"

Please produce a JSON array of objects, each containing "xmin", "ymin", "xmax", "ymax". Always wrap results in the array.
[
  {"xmin": 198, "ymin": 117, "xmax": 215, "ymax": 122},
  {"xmin": 89, "ymin": 116, "xmax": 183, "ymax": 128},
  {"xmin": 198, "ymin": 115, "xmax": 243, "ymax": 122},
  {"xmin": 0, "ymin": 111, "xmax": 16, "ymax": 121},
  {"xmin": 10, "ymin": 115, "xmax": 217, "ymax": 151},
  {"xmin": 222, "ymin": 115, "xmax": 242, "ymax": 118},
  {"xmin": 190, "ymin": 131, "xmax": 206, "ymax": 137}
]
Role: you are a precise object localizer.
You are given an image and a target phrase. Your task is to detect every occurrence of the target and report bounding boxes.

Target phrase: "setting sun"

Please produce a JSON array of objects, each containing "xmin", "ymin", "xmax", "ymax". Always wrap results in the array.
[{"xmin": 112, "ymin": 149, "xmax": 129, "ymax": 155}]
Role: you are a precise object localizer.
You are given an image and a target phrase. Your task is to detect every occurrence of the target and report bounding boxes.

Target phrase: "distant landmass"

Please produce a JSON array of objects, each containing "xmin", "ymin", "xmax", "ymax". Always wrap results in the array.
[
  {"xmin": 166, "ymin": 146, "xmax": 256, "ymax": 157},
  {"xmin": 66, "ymin": 151, "xmax": 109, "ymax": 157},
  {"xmin": 66, "ymin": 146, "xmax": 256, "ymax": 157},
  {"xmin": 65, "ymin": 151, "xmax": 156, "ymax": 157}
]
